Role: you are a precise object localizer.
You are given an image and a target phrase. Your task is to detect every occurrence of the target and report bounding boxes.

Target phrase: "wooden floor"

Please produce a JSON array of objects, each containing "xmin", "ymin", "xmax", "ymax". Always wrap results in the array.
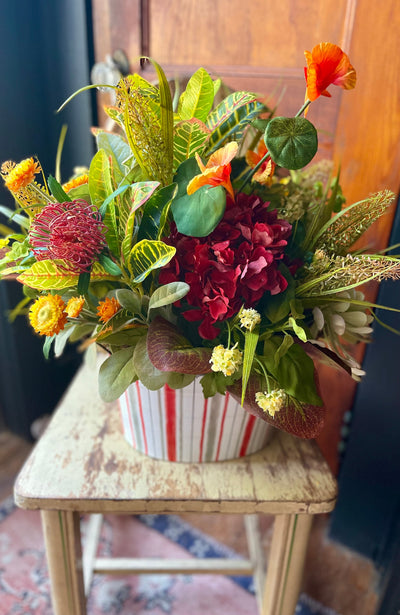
[{"xmin": 1, "ymin": 428, "xmax": 379, "ymax": 615}]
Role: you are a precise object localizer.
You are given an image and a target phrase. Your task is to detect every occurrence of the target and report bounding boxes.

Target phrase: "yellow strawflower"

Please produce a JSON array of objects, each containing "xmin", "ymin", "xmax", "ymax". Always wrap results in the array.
[
  {"xmin": 97, "ymin": 297, "xmax": 121, "ymax": 324},
  {"xmin": 65, "ymin": 296, "xmax": 85, "ymax": 318},
  {"xmin": 29, "ymin": 294, "xmax": 68, "ymax": 336},
  {"xmin": 62, "ymin": 174, "xmax": 89, "ymax": 193},
  {"xmin": 3, "ymin": 158, "xmax": 41, "ymax": 193}
]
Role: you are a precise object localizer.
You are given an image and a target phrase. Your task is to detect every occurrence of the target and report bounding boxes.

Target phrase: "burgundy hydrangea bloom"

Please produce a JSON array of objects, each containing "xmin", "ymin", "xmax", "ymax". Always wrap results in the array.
[
  {"xmin": 29, "ymin": 200, "xmax": 107, "ymax": 273},
  {"xmin": 159, "ymin": 193, "xmax": 292, "ymax": 339}
]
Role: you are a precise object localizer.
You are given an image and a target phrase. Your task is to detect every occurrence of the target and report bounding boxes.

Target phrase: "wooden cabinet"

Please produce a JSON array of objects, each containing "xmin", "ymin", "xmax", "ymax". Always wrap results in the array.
[{"xmin": 91, "ymin": 0, "xmax": 400, "ymax": 471}]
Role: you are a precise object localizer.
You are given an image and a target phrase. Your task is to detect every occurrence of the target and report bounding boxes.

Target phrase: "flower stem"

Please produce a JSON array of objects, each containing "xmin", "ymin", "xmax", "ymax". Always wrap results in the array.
[
  {"xmin": 238, "ymin": 151, "xmax": 271, "ymax": 193},
  {"xmin": 295, "ymin": 99, "xmax": 311, "ymax": 118}
]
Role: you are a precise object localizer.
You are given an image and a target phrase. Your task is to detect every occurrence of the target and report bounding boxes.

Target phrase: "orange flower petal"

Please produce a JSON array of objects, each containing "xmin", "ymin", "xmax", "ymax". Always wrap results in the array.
[
  {"xmin": 304, "ymin": 42, "xmax": 356, "ymax": 102},
  {"xmin": 207, "ymin": 141, "xmax": 238, "ymax": 167}
]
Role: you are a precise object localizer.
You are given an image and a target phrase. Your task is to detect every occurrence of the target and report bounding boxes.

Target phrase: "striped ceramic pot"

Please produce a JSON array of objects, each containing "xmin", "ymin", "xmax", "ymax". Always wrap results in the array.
[{"xmin": 118, "ymin": 378, "xmax": 275, "ymax": 462}]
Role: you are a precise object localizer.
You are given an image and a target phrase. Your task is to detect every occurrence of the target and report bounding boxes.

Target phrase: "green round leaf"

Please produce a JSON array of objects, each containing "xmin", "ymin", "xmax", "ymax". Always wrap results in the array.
[
  {"xmin": 171, "ymin": 185, "xmax": 226, "ymax": 237},
  {"xmin": 264, "ymin": 116, "xmax": 318, "ymax": 170}
]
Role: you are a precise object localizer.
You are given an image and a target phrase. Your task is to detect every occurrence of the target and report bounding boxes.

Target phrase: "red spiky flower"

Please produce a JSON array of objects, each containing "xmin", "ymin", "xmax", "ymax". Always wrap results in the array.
[{"xmin": 29, "ymin": 199, "xmax": 107, "ymax": 273}]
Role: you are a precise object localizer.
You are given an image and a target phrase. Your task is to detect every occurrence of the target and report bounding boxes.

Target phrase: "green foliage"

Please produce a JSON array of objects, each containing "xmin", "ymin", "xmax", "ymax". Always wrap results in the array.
[
  {"xmin": 98, "ymin": 347, "xmax": 136, "ymax": 402},
  {"xmin": 116, "ymin": 61, "xmax": 173, "ymax": 186},
  {"xmin": 137, "ymin": 183, "xmax": 177, "ymax": 242},
  {"xmin": 178, "ymin": 68, "xmax": 215, "ymax": 122},
  {"xmin": 262, "ymin": 337, "xmax": 322, "ymax": 405},
  {"xmin": 173, "ymin": 120, "xmax": 210, "ymax": 171},
  {"xmin": 121, "ymin": 182, "xmax": 160, "ymax": 262},
  {"xmin": 47, "ymin": 175, "xmax": 71, "ymax": 202},
  {"xmin": 264, "ymin": 116, "xmax": 318, "ymax": 169},
  {"xmin": 133, "ymin": 336, "xmax": 168, "ymax": 390},
  {"xmin": 171, "ymin": 185, "xmax": 226, "ymax": 237},
  {"xmin": 127, "ymin": 239, "xmax": 176, "ymax": 284},
  {"xmin": 148, "ymin": 282, "xmax": 190, "ymax": 311},
  {"xmin": 241, "ymin": 329, "xmax": 259, "ymax": 404},
  {"xmin": 205, "ymin": 92, "xmax": 265, "ymax": 154}
]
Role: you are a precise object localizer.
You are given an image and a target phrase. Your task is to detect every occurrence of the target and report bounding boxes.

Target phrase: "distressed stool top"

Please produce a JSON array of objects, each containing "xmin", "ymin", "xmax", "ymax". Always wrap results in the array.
[{"xmin": 14, "ymin": 360, "xmax": 337, "ymax": 515}]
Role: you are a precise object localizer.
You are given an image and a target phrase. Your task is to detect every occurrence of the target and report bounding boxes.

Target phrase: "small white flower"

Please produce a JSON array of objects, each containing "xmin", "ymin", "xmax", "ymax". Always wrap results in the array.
[
  {"xmin": 255, "ymin": 389, "xmax": 287, "ymax": 417},
  {"xmin": 239, "ymin": 308, "xmax": 261, "ymax": 331},
  {"xmin": 210, "ymin": 343, "xmax": 243, "ymax": 377}
]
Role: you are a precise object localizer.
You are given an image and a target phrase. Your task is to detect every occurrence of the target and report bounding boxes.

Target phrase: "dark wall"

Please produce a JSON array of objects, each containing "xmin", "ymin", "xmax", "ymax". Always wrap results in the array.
[{"xmin": 0, "ymin": 0, "xmax": 95, "ymax": 438}]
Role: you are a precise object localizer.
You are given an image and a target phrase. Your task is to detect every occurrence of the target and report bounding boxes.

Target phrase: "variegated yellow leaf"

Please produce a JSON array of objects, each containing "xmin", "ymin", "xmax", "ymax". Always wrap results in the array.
[{"xmin": 17, "ymin": 260, "xmax": 119, "ymax": 290}]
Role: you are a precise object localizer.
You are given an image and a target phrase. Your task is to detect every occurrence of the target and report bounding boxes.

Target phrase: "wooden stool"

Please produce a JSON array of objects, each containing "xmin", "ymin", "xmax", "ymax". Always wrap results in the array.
[{"xmin": 14, "ymin": 362, "xmax": 337, "ymax": 615}]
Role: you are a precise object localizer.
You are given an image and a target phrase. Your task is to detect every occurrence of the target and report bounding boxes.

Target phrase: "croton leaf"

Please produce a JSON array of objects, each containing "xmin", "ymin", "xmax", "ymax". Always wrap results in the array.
[
  {"xmin": 173, "ymin": 119, "xmax": 210, "ymax": 172},
  {"xmin": 178, "ymin": 67, "xmax": 215, "ymax": 122},
  {"xmin": 147, "ymin": 316, "xmax": 212, "ymax": 374},
  {"xmin": 227, "ymin": 373, "xmax": 326, "ymax": 439},
  {"xmin": 205, "ymin": 92, "xmax": 265, "ymax": 154},
  {"xmin": 127, "ymin": 239, "xmax": 176, "ymax": 284},
  {"xmin": 17, "ymin": 260, "xmax": 119, "ymax": 290},
  {"xmin": 171, "ymin": 184, "xmax": 226, "ymax": 237},
  {"xmin": 137, "ymin": 183, "xmax": 177, "ymax": 242},
  {"xmin": 264, "ymin": 116, "xmax": 318, "ymax": 170},
  {"xmin": 121, "ymin": 181, "xmax": 160, "ymax": 261}
]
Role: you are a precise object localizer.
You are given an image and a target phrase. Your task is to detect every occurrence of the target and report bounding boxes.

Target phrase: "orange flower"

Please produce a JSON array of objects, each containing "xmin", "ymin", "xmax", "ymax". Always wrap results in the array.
[
  {"xmin": 187, "ymin": 141, "xmax": 238, "ymax": 199},
  {"xmin": 245, "ymin": 141, "xmax": 275, "ymax": 185},
  {"xmin": 66, "ymin": 296, "xmax": 85, "ymax": 318},
  {"xmin": 29, "ymin": 294, "xmax": 67, "ymax": 336},
  {"xmin": 304, "ymin": 42, "xmax": 356, "ymax": 102},
  {"xmin": 97, "ymin": 297, "xmax": 121, "ymax": 324},
  {"xmin": 62, "ymin": 174, "xmax": 89, "ymax": 193},
  {"xmin": 3, "ymin": 157, "xmax": 41, "ymax": 193}
]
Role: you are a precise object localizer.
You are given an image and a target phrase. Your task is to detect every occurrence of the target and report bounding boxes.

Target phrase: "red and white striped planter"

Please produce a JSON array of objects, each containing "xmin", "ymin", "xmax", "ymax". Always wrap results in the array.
[{"xmin": 118, "ymin": 379, "xmax": 275, "ymax": 462}]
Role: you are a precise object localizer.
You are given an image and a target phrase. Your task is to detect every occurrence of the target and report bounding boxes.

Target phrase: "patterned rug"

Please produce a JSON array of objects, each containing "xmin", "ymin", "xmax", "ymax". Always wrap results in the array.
[{"xmin": 0, "ymin": 497, "xmax": 339, "ymax": 615}]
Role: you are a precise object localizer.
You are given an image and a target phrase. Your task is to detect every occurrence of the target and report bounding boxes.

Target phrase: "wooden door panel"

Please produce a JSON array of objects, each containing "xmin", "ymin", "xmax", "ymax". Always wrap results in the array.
[{"xmin": 91, "ymin": 0, "xmax": 400, "ymax": 472}]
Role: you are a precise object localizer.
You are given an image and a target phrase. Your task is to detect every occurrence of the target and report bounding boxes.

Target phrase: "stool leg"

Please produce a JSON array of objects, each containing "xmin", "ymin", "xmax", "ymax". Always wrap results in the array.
[
  {"xmin": 261, "ymin": 513, "xmax": 313, "ymax": 615},
  {"xmin": 41, "ymin": 510, "xmax": 86, "ymax": 615}
]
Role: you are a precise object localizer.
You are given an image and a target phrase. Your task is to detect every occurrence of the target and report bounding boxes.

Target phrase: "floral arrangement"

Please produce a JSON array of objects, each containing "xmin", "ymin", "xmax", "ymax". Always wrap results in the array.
[{"xmin": 1, "ymin": 42, "xmax": 398, "ymax": 439}]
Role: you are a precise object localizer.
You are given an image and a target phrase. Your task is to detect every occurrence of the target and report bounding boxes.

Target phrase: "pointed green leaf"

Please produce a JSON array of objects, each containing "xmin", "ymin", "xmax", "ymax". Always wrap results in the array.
[
  {"xmin": 43, "ymin": 335, "xmax": 55, "ymax": 360},
  {"xmin": 94, "ymin": 130, "xmax": 132, "ymax": 182},
  {"xmin": 89, "ymin": 149, "xmax": 119, "ymax": 254},
  {"xmin": 128, "ymin": 239, "xmax": 176, "ymax": 283},
  {"xmin": 98, "ymin": 347, "xmax": 136, "ymax": 402},
  {"xmin": 205, "ymin": 92, "xmax": 265, "ymax": 153},
  {"xmin": 241, "ymin": 330, "xmax": 259, "ymax": 405},
  {"xmin": 264, "ymin": 116, "xmax": 318, "ymax": 170},
  {"xmin": 149, "ymin": 282, "xmax": 190, "ymax": 311},
  {"xmin": 289, "ymin": 317, "xmax": 308, "ymax": 342},
  {"xmin": 48, "ymin": 175, "xmax": 71, "ymax": 202},
  {"xmin": 173, "ymin": 119, "xmax": 210, "ymax": 171},
  {"xmin": 121, "ymin": 181, "xmax": 160, "ymax": 262},
  {"xmin": 178, "ymin": 67, "xmax": 214, "ymax": 122},
  {"xmin": 137, "ymin": 183, "xmax": 177, "ymax": 242},
  {"xmin": 171, "ymin": 184, "xmax": 226, "ymax": 237},
  {"xmin": 98, "ymin": 253, "xmax": 122, "ymax": 275}
]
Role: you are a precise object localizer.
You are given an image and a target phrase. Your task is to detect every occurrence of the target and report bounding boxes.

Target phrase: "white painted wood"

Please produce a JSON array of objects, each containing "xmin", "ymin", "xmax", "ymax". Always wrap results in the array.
[
  {"xmin": 82, "ymin": 514, "xmax": 103, "ymax": 597},
  {"xmin": 41, "ymin": 510, "xmax": 86, "ymax": 615},
  {"xmin": 245, "ymin": 515, "xmax": 266, "ymax": 612}
]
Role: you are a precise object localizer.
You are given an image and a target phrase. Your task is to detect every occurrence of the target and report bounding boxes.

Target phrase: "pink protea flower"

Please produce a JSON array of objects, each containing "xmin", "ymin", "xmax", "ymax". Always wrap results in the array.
[{"xmin": 29, "ymin": 200, "xmax": 107, "ymax": 273}]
